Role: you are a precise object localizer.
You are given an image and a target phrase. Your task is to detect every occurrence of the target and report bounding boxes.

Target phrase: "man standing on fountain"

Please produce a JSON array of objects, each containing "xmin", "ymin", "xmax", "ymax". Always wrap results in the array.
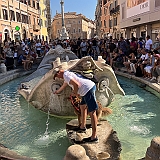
[{"xmin": 53, "ymin": 69, "xmax": 99, "ymax": 143}]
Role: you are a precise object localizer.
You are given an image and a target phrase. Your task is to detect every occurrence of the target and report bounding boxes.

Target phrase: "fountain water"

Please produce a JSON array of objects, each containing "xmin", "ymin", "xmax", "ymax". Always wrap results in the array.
[
  {"xmin": 34, "ymin": 108, "xmax": 50, "ymax": 147},
  {"xmin": 27, "ymin": 102, "xmax": 30, "ymax": 114},
  {"xmin": 44, "ymin": 109, "xmax": 50, "ymax": 136}
]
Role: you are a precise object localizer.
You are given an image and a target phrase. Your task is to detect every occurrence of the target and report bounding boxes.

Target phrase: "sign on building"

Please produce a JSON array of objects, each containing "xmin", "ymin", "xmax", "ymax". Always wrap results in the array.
[
  {"xmin": 15, "ymin": 26, "xmax": 20, "ymax": 31},
  {"xmin": 127, "ymin": 0, "xmax": 150, "ymax": 18}
]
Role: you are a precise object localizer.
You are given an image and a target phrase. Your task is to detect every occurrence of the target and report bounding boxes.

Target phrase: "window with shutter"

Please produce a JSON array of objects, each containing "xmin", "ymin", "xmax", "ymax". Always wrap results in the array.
[
  {"xmin": 3, "ymin": 9, "xmax": 8, "ymax": 20},
  {"xmin": 155, "ymin": 0, "xmax": 160, "ymax": 7}
]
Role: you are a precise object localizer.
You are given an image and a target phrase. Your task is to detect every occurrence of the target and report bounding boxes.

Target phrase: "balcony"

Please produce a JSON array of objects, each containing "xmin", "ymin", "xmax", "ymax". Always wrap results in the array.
[
  {"xmin": 110, "ymin": 5, "xmax": 120, "ymax": 16},
  {"xmin": 115, "ymin": 5, "xmax": 120, "ymax": 12},
  {"xmin": 110, "ymin": 8, "xmax": 114, "ymax": 16},
  {"xmin": 33, "ymin": 25, "xmax": 40, "ymax": 31}
]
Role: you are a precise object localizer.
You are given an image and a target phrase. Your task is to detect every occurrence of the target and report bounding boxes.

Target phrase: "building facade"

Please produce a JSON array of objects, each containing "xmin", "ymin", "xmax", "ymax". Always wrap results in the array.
[
  {"xmin": 120, "ymin": 0, "xmax": 160, "ymax": 40},
  {"xmin": 109, "ymin": 0, "xmax": 121, "ymax": 39},
  {"xmin": 39, "ymin": 0, "xmax": 48, "ymax": 41},
  {"xmin": 0, "ymin": 0, "xmax": 41, "ymax": 42},
  {"xmin": 51, "ymin": 12, "xmax": 96, "ymax": 40},
  {"xmin": 95, "ymin": 0, "xmax": 111, "ymax": 38},
  {"xmin": 95, "ymin": 0, "xmax": 122, "ymax": 39},
  {"xmin": 101, "ymin": 0, "xmax": 111, "ymax": 38}
]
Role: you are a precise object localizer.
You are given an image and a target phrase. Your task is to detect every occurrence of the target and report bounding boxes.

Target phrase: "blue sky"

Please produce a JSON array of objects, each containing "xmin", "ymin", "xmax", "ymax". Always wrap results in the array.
[{"xmin": 50, "ymin": 0, "xmax": 97, "ymax": 20}]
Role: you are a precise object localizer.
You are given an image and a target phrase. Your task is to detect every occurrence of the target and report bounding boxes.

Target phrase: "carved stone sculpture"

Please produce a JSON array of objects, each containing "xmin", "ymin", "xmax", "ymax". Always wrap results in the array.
[{"xmin": 18, "ymin": 45, "xmax": 125, "ymax": 116}]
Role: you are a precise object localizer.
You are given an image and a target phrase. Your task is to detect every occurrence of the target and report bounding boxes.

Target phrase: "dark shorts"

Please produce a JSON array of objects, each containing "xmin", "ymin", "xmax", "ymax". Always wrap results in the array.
[{"xmin": 80, "ymin": 85, "xmax": 98, "ymax": 112}]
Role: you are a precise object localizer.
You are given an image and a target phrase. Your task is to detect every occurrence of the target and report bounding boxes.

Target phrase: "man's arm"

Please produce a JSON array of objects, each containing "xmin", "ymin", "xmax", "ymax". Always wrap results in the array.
[{"xmin": 54, "ymin": 82, "xmax": 68, "ymax": 94}]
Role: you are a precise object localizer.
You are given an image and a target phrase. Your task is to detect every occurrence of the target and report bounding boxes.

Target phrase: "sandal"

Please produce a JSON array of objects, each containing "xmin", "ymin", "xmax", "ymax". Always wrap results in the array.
[
  {"xmin": 82, "ymin": 136, "xmax": 99, "ymax": 143},
  {"xmin": 73, "ymin": 126, "xmax": 86, "ymax": 132}
]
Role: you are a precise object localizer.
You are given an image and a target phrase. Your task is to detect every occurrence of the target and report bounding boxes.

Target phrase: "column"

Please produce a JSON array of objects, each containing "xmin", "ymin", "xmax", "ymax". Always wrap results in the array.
[
  {"xmin": 126, "ymin": 28, "xmax": 130, "ymax": 39},
  {"xmin": 60, "ymin": 0, "xmax": 65, "ymax": 27},
  {"xmin": 136, "ymin": 27, "xmax": 140, "ymax": 38},
  {"xmin": 60, "ymin": 0, "xmax": 69, "ymax": 40},
  {"xmin": 146, "ymin": 24, "xmax": 152, "ymax": 37}
]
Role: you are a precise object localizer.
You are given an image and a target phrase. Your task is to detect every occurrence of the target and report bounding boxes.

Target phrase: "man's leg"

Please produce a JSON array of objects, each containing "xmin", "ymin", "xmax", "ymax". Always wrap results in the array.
[
  {"xmin": 79, "ymin": 104, "xmax": 87, "ymax": 129},
  {"xmin": 89, "ymin": 110, "xmax": 98, "ymax": 139},
  {"xmin": 140, "ymin": 64, "xmax": 144, "ymax": 74}
]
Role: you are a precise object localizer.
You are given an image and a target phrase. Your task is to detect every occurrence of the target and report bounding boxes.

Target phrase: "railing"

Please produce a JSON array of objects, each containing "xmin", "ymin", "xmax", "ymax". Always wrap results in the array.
[{"xmin": 110, "ymin": 5, "xmax": 120, "ymax": 15}]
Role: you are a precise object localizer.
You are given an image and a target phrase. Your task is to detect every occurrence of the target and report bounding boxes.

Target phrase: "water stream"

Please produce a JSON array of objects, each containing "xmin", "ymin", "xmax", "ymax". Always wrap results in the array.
[{"xmin": 0, "ymin": 76, "xmax": 160, "ymax": 160}]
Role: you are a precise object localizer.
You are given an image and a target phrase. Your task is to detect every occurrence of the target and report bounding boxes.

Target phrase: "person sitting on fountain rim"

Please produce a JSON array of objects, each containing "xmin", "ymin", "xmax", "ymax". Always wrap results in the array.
[{"xmin": 53, "ymin": 69, "xmax": 99, "ymax": 143}]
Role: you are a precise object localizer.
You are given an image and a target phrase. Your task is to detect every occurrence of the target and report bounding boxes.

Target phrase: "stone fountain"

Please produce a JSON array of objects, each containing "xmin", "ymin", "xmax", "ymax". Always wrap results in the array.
[{"xmin": 18, "ymin": 45, "xmax": 125, "ymax": 116}]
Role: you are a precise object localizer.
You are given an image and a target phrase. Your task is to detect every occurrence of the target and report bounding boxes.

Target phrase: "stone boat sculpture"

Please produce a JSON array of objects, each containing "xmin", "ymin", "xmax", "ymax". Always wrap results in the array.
[{"xmin": 18, "ymin": 45, "xmax": 125, "ymax": 116}]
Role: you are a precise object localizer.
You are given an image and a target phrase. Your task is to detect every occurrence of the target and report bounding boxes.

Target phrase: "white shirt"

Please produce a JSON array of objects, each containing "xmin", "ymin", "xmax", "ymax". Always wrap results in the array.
[
  {"xmin": 145, "ymin": 39, "xmax": 152, "ymax": 50},
  {"xmin": 36, "ymin": 43, "xmax": 42, "ymax": 50},
  {"xmin": 140, "ymin": 53, "xmax": 148, "ymax": 61},
  {"xmin": 80, "ymin": 42, "xmax": 87, "ymax": 52},
  {"xmin": 14, "ymin": 52, "xmax": 17, "ymax": 58},
  {"xmin": 63, "ymin": 71, "xmax": 95, "ymax": 96}
]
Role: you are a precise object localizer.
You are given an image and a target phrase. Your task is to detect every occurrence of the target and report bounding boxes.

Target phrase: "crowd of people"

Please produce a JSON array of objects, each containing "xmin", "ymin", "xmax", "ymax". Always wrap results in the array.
[
  {"xmin": 58, "ymin": 36, "xmax": 160, "ymax": 84},
  {"xmin": 62, "ymin": 36, "xmax": 160, "ymax": 84},
  {"xmin": 0, "ymin": 35, "xmax": 160, "ymax": 84},
  {"xmin": 0, "ymin": 38, "xmax": 49, "ymax": 71},
  {"xmin": 107, "ymin": 36, "xmax": 160, "ymax": 84}
]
